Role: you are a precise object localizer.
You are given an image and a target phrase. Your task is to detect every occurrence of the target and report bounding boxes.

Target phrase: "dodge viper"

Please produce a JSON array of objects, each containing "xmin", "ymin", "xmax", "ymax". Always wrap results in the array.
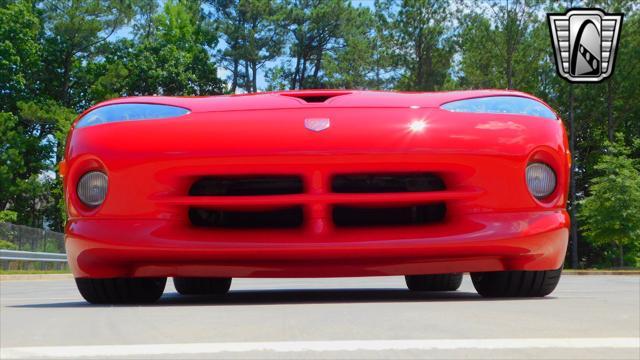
[{"xmin": 61, "ymin": 90, "xmax": 569, "ymax": 304}]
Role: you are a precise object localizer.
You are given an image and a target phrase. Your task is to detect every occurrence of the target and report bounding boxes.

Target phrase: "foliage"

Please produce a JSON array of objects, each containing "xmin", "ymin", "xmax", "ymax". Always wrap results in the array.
[
  {"xmin": 0, "ymin": 112, "xmax": 27, "ymax": 210},
  {"xmin": 579, "ymin": 138, "xmax": 640, "ymax": 267},
  {"xmin": 211, "ymin": 0, "xmax": 286, "ymax": 93},
  {"xmin": 391, "ymin": 0, "xmax": 455, "ymax": 90},
  {"xmin": 0, "ymin": 211, "xmax": 18, "ymax": 223},
  {"xmin": 0, "ymin": 0, "xmax": 42, "ymax": 112},
  {"xmin": 0, "ymin": 239, "xmax": 18, "ymax": 250},
  {"xmin": 134, "ymin": 0, "xmax": 223, "ymax": 95}
]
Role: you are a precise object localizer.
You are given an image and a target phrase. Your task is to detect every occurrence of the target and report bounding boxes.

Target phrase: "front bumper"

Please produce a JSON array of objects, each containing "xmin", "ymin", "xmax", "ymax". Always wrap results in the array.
[
  {"xmin": 66, "ymin": 210, "xmax": 568, "ymax": 278},
  {"xmin": 63, "ymin": 106, "xmax": 570, "ymax": 278}
]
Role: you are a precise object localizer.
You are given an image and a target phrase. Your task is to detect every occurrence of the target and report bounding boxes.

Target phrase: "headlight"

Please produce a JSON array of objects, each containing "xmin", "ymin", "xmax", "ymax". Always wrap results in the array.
[
  {"xmin": 76, "ymin": 103, "xmax": 190, "ymax": 128},
  {"xmin": 441, "ymin": 96, "xmax": 557, "ymax": 120},
  {"xmin": 77, "ymin": 171, "xmax": 108, "ymax": 207},
  {"xmin": 526, "ymin": 163, "xmax": 556, "ymax": 199}
]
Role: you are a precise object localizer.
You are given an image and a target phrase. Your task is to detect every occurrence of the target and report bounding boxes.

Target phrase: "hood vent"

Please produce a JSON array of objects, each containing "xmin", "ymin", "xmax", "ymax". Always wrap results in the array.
[{"xmin": 280, "ymin": 91, "xmax": 351, "ymax": 103}]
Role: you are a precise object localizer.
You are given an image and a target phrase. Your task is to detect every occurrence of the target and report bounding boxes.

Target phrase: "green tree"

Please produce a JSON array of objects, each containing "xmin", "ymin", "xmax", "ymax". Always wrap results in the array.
[
  {"xmin": 0, "ymin": 112, "xmax": 29, "ymax": 211},
  {"xmin": 39, "ymin": 0, "xmax": 133, "ymax": 108},
  {"xmin": 457, "ymin": 0, "xmax": 545, "ymax": 90},
  {"xmin": 282, "ymin": 0, "xmax": 358, "ymax": 89},
  {"xmin": 113, "ymin": 0, "xmax": 223, "ymax": 96},
  {"xmin": 211, "ymin": 0, "xmax": 285, "ymax": 93},
  {"xmin": 15, "ymin": 100, "xmax": 74, "ymax": 230},
  {"xmin": 579, "ymin": 137, "xmax": 640, "ymax": 267},
  {"xmin": 0, "ymin": 0, "xmax": 42, "ymax": 112},
  {"xmin": 321, "ymin": 5, "xmax": 377, "ymax": 89},
  {"xmin": 608, "ymin": 7, "xmax": 640, "ymax": 145},
  {"xmin": 390, "ymin": 0, "xmax": 454, "ymax": 91}
]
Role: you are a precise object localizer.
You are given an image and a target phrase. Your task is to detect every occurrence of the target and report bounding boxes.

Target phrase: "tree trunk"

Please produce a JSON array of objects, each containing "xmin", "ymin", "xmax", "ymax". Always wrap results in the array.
[
  {"xmin": 415, "ymin": 31, "xmax": 424, "ymax": 90},
  {"xmin": 569, "ymin": 84, "xmax": 578, "ymax": 268},
  {"xmin": 505, "ymin": 1, "xmax": 513, "ymax": 89},
  {"xmin": 312, "ymin": 50, "xmax": 323, "ymax": 85},
  {"xmin": 425, "ymin": 45, "xmax": 433, "ymax": 91},
  {"xmin": 251, "ymin": 62, "xmax": 258, "ymax": 93},
  {"xmin": 618, "ymin": 243, "xmax": 624, "ymax": 268},
  {"xmin": 506, "ymin": 35, "xmax": 513, "ymax": 89},
  {"xmin": 61, "ymin": 51, "xmax": 72, "ymax": 106},
  {"xmin": 374, "ymin": 37, "xmax": 381, "ymax": 89},
  {"xmin": 300, "ymin": 56, "xmax": 307, "ymax": 89},
  {"xmin": 292, "ymin": 55, "xmax": 301, "ymax": 89},
  {"xmin": 506, "ymin": 55, "xmax": 513, "ymax": 89},
  {"xmin": 231, "ymin": 58, "xmax": 239, "ymax": 93},
  {"xmin": 607, "ymin": 79, "xmax": 614, "ymax": 142},
  {"xmin": 244, "ymin": 61, "xmax": 250, "ymax": 92}
]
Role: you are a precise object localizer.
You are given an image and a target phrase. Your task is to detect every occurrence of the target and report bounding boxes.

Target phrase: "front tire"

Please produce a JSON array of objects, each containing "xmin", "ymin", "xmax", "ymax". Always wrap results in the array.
[
  {"xmin": 75, "ymin": 277, "xmax": 167, "ymax": 304},
  {"xmin": 173, "ymin": 277, "xmax": 232, "ymax": 295},
  {"xmin": 405, "ymin": 273, "xmax": 463, "ymax": 291},
  {"xmin": 470, "ymin": 268, "xmax": 562, "ymax": 297}
]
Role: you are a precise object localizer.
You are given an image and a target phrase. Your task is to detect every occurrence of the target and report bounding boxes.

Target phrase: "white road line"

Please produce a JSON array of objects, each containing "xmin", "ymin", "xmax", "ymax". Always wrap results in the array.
[{"xmin": 1, "ymin": 338, "xmax": 638, "ymax": 359}]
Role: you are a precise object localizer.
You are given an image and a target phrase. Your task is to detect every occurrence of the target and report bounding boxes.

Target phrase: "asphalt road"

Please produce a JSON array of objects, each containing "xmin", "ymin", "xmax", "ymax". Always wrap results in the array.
[{"xmin": 1, "ymin": 275, "xmax": 639, "ymax": 359}]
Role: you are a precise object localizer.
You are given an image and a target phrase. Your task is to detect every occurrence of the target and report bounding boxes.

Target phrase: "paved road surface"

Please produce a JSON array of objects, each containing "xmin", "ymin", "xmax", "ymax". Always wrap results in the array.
[{"xmin": 1, "ymin": 275, "xmax": 639, "ymax": 359}]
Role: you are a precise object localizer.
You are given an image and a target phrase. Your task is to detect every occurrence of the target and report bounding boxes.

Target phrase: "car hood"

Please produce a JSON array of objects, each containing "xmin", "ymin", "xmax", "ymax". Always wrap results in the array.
[
  {"xmin": 88, "ymin": 89, "xmax": 548, "ymax": 114},
  {"xmin": 69, "ymin": 104, "xmax": 564, "ymax": 159}
]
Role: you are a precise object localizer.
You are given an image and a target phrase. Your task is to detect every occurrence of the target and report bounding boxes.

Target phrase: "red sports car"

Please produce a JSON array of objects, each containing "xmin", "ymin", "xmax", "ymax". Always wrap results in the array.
[{"xmin": 62, "ymin": 90, "xmax": 569, "ymax": 304}]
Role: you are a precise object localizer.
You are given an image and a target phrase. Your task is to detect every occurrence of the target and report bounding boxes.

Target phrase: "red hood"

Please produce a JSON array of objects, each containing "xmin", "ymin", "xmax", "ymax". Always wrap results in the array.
[
  {"xmin": 64, "ymin": 89, "xmax": 564, "ymax": 167},
  {"xmin": 86, "ymin": 89, "xmax": 553, "ymax": 114}
]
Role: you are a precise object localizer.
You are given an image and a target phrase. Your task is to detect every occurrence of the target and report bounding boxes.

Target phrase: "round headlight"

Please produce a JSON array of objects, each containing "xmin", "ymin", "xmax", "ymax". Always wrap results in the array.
[
  {"xmin": 526, "ymin": 163, "xmax": 556, "ymax": 199},
  {"xmin": 77, "ymin": 171, "xmax": 108, "ymax": 207}
]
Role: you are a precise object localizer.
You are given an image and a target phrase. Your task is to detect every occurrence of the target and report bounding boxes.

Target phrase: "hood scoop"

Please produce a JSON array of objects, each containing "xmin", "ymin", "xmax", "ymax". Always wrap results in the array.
[{"xmin": 280, "ymin": 91, "xmax": 351, "ymax": 103}]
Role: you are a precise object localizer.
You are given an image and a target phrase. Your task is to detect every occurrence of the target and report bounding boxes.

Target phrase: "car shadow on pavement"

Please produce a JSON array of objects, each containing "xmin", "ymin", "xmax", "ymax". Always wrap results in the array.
[{"xmin": 11, "ymin": 288, "xmax": 552, "ymax": 308}]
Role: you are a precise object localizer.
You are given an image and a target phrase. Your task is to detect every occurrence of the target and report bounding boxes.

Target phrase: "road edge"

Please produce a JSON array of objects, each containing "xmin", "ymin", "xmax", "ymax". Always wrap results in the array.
[
  {"xmin": 0, "ymin": 273, "xmax": 74, "ymax": 281},
  {"xmin": 1, "ymin": 270, "xmax": 639, "ymax": 281}
]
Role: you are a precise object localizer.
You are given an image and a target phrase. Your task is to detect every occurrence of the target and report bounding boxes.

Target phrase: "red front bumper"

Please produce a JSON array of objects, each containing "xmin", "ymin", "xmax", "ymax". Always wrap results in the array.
[
  {"xmin": 66, "ymin": 210, "xmax": 568, "ymax": 278},
  {"xmin": 63, "ymin": 103, "xmax": 570, "ymax": 279}
]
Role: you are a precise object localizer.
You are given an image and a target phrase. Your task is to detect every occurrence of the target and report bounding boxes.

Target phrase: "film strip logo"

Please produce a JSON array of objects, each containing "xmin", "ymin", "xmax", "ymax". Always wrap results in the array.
[
  {"xmin": 548, "ymin": 9, "xmax": 623, "ymax": 83},
  {"xmin": 576, "ymin": 43, "xmax": 600, "ymax": 76}
]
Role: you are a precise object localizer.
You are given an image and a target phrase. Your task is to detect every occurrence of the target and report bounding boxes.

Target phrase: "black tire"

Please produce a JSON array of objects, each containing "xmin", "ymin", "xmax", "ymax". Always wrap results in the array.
[
  {"xmin": 470, "ymin": 268, "xmax": 562, "ymax": 297},
  {"xmin": 173, "ymin": 277, "xmax": 232, "ymax": 295},
  {"xmin": 405, "ymin": 273, "xmax": 463, "ymax": 291},
  {"xmin": 75, "ymin": 277, "xmax": 166, "ymax": 304}
]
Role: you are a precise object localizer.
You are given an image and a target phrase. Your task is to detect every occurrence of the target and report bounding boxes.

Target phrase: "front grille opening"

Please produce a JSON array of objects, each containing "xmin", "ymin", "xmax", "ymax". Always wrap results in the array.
[
  {"xmin": 332, "ymin": 173, "xmax": 445, "ymax": 193},
  {"xmin": 333, "ymin": 203, "xmax": 446, "ymax": 227},
  {"xmin": 190, "ymin": 176, "xmax": 303, "ymax": 196},
  {"xmin": 189, "ymin": 207, "xmax": 303, "ymax": 228}
]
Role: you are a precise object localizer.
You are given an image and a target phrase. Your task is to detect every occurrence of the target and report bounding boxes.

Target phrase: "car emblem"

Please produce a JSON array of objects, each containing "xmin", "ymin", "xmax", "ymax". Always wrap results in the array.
[
  {"xmin": 304, "ymin": 118, "xmax": 330, "ymax": 132},
  {"xmin": 548, "ymin": 8, "xmax": 623, "ymax": 83}
]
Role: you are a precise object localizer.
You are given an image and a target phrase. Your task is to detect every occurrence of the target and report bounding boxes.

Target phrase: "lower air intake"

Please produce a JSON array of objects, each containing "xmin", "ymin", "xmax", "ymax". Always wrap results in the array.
[
  {"xmin": 332, "ymin": 203, "xmax": 446, "ymax": 227},
  {"xmin": 189, "ymin": 207, "xmax": 303, "ymax": 229}
]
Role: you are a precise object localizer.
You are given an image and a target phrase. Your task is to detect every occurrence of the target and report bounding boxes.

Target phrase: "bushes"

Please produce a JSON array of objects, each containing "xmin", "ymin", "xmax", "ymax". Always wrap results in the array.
[
  {"xmin": 0, "ymin": 239, "xmax": 18, "ymax": 250},
  {"xmin": 579, "ymin": 138, "xmax": 640, "ymax": 268}
]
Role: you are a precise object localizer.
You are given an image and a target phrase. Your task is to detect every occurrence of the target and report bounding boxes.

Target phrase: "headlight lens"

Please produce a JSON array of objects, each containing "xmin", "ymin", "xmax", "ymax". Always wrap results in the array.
[
  {"xmin": 526, "ymin": 163, "xmax": 556, "ymax": 199},
  {"xmin": 77, "ymin": 171, "xmax": 108, "ymax": 207},
  {"xmin": 441, "ymin": 96, "xmax": 557, "ymax": 120},
  {"xmin": 76, "ymin": 104, "xmax": 190, "ymax": 128}
]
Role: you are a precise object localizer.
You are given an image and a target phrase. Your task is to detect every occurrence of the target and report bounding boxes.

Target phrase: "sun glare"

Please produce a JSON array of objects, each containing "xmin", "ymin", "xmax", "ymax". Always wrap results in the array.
[{"xmin": 409, "ymin": 120, "xmax": 427, "ymax": 132}]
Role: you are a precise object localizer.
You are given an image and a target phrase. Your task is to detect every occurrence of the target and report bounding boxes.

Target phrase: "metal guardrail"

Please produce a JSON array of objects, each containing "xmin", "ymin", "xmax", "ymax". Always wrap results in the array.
[{"xmin": 0, "ymin": 250, "xmax": 67, "ymax": 263}]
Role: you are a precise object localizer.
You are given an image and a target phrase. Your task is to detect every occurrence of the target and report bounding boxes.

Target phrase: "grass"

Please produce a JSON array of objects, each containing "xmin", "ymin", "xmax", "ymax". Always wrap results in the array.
[
  {"xmin": 0, "ymin": 269, "xmax": 71, "ymax": 275},
  {"xmin": 0, "ymin": 269, "xmax": 70, "ymax": 275}
]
